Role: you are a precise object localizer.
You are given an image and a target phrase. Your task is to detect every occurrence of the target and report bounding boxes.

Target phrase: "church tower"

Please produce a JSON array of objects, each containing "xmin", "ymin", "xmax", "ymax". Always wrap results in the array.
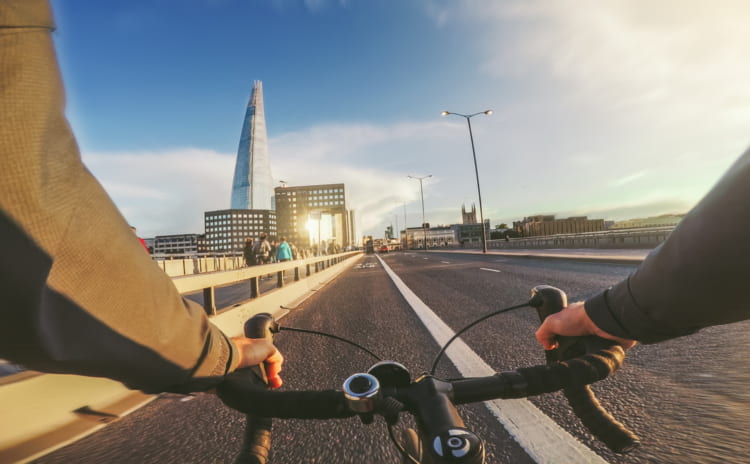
[{"xmin": 462, "ymin": 204, "xmax": 478, "ymax": 224}]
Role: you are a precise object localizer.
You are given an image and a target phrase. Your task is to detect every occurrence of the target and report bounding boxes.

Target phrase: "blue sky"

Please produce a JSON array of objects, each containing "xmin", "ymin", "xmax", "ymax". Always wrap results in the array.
[{"xmin": 50, "ymin": 0, "xmax": 750, "ymax": 238}]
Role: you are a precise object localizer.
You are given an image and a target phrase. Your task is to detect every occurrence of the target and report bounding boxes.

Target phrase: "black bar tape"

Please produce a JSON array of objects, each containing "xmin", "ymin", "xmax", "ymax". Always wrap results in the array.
[
  {"xmin": 517, "ymin": 346, "xmax": 625, "ymax": 396},
  {"xmin": 236, "ymin": 416, "xmax": 272, "ymax": 464},
  {"xmin": 563, "ymin": 386, "xmax": 640, "ymax": 453},
  {"xmin": 217, "ymin": 369, "xmax": 355, "ymax": 419},
  {"xmin": 452, "ymin": 346, "xmax": 625, "ymax": 404}
]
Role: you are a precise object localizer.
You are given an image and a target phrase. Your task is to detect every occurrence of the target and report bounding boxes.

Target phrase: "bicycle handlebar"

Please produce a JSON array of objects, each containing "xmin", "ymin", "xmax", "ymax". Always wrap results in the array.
[{"xmin": 218, "ymin": 286, "xmax": 639, "ymax": 463}]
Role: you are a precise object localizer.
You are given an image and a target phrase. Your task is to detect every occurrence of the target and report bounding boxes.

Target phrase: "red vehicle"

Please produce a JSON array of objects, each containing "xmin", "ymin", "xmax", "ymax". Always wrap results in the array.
[{"xmin": 379, "ymin": 245, "xmax": 389, "ymax": 253}]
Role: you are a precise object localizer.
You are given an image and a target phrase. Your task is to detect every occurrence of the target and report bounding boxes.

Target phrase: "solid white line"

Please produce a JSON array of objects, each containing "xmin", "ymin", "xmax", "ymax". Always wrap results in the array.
[
  {"xmin": 375, "ymin": 255, "xmax": 608, "ymax": 464},
  {"xmin": 480, "ymin": 267, "xmax": 501, "ymax": 273}
]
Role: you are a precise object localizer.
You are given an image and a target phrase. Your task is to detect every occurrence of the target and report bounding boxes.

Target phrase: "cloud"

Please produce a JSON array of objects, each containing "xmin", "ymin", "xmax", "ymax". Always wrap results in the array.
[
  {"xmin": 554, "ymin": 197, "xmax": 692, "ymax": 222},
  {"xmin": 611, "ymin": 171, "xmax": 647, "ymax": 187},
  {"xmin": 82, "ymin": 148, "xmax": 235, "ymax": 237},
  {"xmin": 463, "ymin": 1, "xmax": 750, "ymax": 125}
]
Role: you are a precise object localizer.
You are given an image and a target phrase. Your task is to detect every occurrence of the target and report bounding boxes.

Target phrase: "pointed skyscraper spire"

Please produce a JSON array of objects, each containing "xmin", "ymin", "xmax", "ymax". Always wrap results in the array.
[{"xmin": 230, "ymin": 80, "xmax": 274, "ymax": 210}]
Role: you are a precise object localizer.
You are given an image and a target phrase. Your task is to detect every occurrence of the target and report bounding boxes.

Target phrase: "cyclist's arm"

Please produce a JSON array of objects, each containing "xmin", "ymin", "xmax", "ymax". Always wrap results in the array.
[
  {"xmin": 549, "ymin": 147, "xmax": 750, "ymax": 345},
  {"xmin": 0, "ymin": 0, "xmax": 269, "ymax": 393}
]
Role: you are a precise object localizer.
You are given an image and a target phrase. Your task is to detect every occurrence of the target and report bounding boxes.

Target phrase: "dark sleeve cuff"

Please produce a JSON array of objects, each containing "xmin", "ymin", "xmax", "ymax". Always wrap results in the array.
[
  {"xmin": 585, "ymin": 277, "xmax": 699, "ymax": 344},
  {"xmin": 584, "ymin": 287, "xmax": 633, "ymax": 340}
]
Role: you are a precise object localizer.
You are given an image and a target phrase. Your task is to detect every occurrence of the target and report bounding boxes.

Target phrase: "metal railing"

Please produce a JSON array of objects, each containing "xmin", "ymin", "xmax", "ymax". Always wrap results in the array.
[
  {"xmin": 483, "ymin": 226, "xmax": 676, "ymax": 250},
  {"xmin": 171, "ymin": 251, "xmax": 361, "ymax": 315}
]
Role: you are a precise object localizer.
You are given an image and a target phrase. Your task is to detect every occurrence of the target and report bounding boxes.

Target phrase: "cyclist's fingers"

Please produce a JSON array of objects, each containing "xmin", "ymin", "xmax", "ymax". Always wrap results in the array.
[
  {"xmin": 534, "ymin": 303, "xmax": 589, "ymax": 349},
  {"xmin": 535, "ymin": 324, "xmax": 559, "ymax": 350},
  {"xmin": 265, "ymin": 350, "xmax": 284, "ymax": 389}
]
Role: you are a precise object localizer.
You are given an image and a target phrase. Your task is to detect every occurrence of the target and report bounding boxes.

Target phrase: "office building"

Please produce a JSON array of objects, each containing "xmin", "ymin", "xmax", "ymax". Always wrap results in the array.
[
  {"xmin": 230, "ymin": 81, "xmax": 274, "ymax": 210},
  {"xmin": 204, "ymin": 209, "xmax": 276, "ymax": 252},
  {"xmin": 153, "ymin": 234, "xmax": 206, "ymax": 255},
  {"xmin": 402, "ymin": 226, "xmax": 456, "ymax": 249},
  {"xmin": 274, "ymin": 183, "xmax": 354, "ymax": 251},
  {"xmin": 452, "ymin": 220, "xmax": 491, "ymax": 245}
]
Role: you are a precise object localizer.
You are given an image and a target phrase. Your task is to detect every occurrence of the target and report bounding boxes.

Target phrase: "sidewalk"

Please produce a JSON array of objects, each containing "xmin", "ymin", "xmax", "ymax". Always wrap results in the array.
[{"xmin": 427, "ymin": 248, "xmax": 651, "ymax": 265}]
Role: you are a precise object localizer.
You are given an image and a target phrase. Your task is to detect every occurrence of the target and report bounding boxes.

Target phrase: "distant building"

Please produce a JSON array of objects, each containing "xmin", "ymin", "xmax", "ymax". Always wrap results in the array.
[
  {"xmin": 230, "ymin": 81, "xmax": 274, "ymax": 210},
  {"xmin": 274, "ymin": 183, "xmax": 354, "ymax": 250},
  {"xmin": 204, "ymin": 209, "xmax": 276, "ymax": 252},
  {"xmin": 452, "ymin": 220, "xmax": 491, "ymax": 245},
  {"xmin": 402, "ymin": 225, "xmax": 457, "ymax": 249},
  {"xmin": 513, "ymin": 215, "xmax": 604, "ymax": 237},
  {"xmin": 609, "ymin": 214, "xmax": 684, "ymax": 229},
  {"xmin": 462, "ymin": 204, "xmax": 478, "ymax": 224},
  {"xmin": 154, "ymin": 234, "xmax": 206, "ymax": 255}
]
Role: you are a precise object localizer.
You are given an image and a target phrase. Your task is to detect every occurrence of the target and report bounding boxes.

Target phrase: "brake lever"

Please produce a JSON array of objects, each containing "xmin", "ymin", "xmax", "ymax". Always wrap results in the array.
[
  {"xmin": 243, "ymin": 312, "xmax": 280, "ymax": 385},
  {"xmin": 529, "ymin": 285, "xmax": 581, "ymax": 360}
]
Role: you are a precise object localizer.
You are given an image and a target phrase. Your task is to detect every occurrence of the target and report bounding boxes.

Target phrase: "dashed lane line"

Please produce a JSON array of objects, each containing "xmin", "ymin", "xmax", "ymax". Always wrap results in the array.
[
  {"xmin": 480, "ymin": 268, "xmax": 501, "ymax": 273},
  {"xmin": 441, "ymin": 261, "xmax": 451, "ymax": 264},
  {"xmin": 375, "ymin": 255, "xmax": 608, "ymax": 464}
]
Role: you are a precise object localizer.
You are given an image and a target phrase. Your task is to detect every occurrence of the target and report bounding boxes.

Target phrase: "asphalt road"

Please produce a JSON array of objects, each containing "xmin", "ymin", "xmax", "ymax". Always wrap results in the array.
[{"xmin": 35, "ymin": 251, "xmax": 750, "ymax": 464}]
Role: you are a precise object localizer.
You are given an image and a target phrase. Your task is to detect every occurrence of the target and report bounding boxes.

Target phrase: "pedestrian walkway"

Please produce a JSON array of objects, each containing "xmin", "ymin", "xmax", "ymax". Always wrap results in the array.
[{"xmin": 427, "ymin": 248, "xmax": 651, "ymax": 264}]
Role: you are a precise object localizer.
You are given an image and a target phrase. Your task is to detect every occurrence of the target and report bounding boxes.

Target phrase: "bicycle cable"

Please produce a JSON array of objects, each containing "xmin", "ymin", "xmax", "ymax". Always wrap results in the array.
[
  {"xmin": 279, "ymin": 326, "xmax": 383, "ymax": 361},
  {"xmin": 429, "ymin": 302, "xmax": 530, "ymax": 375},
  {"xmin": 387, "ymin": 423, "xmax": 421, "ymax": 464}
]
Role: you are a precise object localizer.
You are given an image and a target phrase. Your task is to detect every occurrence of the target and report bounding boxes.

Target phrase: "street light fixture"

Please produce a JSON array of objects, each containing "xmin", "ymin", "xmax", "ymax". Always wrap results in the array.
[
  {"xmin": 407, "ymin": 174, "xmax": 432, "ymax": 250},
  {"xmin": 442, "ymin": 110, "xmax": 492, "ymax": 253}
]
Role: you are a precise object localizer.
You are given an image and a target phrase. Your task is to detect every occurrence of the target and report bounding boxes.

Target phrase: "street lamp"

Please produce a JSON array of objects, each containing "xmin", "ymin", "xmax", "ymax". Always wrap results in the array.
[
  {"xmin": 441, "ymin": 110, "xmax": 492, "ymax": 253},
  {"xmin": 408, "ymin": 174, "xmax": 431, "ymax": 250}
]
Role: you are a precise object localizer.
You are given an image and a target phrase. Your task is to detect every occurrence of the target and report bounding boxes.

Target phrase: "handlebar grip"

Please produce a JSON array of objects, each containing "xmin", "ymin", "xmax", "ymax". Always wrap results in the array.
[
  {"xmin": 236, "ymin": 415, "xmax": 272, "ymax": 464},
  {"xmin": 529, "ymin": 286, "xmax": 639, "ymax": 453},
  {"xmin": 244, "ymin": 313, "xmax": 278, "ymax": 385},
  {"xmin": 563, "ymin": 385, "xmax": 640, "ymax": 453},
  {"xmin": 236, "ymin": 313, "xmax": 278, "ymax": 464},
  {"xmin": 218, "ymin": 368, "xmax": 355, "ymax": 419}
]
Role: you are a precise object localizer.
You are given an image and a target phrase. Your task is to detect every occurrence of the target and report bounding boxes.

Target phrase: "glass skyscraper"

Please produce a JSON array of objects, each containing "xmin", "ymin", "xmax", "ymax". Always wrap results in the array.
[{"xmin": 230, "ymin": 81, "xmax": 274, "ymax": 210}]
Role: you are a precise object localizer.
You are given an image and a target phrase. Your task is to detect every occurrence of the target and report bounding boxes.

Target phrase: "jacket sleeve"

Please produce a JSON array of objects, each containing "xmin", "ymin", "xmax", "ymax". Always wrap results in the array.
[
  {"xmin": 585, "ymin": 147, "xmax": 750, "ymax": 343},
  {"xmin": 0, "ymin": 0, "xmax": 237, "ymax": 393}
]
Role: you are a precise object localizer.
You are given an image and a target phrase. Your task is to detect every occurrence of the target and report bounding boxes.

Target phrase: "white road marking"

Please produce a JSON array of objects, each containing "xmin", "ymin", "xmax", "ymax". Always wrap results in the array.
[
  {"xmin": 480, "ymin": 268, "xmax": 501, "ymax": 273},
  {"xmin": 355, "ymin": 263, "xmax": 377, "ymax": 269},
  {"xmin": 376, "ymin": 255, "xmax": 608, "ymax": 464},
  {"xmin": 441, "ymin": 261, "xmax": 451, "ymax": 264}
]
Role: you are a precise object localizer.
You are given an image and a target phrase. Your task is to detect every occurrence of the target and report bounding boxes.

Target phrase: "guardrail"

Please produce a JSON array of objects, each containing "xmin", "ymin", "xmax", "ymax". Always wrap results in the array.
[
  {"xmin": 152, "ymin": 254, "xmax": 245, "ymax": 277},
  {"xmin": 171, "ymin": 251, "xmax": 361, "ymax": 315},
  {"xmin": 483, "ymin": 226, "xmax": 676, "ymax": 250}
]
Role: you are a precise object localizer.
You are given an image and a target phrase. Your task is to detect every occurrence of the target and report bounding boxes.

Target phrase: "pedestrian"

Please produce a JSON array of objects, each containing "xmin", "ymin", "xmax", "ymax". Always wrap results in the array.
[
  {"xmin": 243, "ymin": 238, "xmax": 255, "ymax": 266},
  {"xmin": 276, "ymin": 237, "xmax": 292, "ymax": 262},
  {"xmin": 130, "ymin": 226, "xmax": 150, "ymax": 253},
  {"xmin": 253, "ymin": 233, "xmax": 271, "ymax": 265}
]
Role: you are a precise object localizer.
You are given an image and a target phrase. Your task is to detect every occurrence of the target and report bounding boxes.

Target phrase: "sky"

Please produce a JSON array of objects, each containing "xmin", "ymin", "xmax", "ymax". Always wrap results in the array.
[{"xmin": 49, "ymin": 0, "xmax": 750, "ymax": 238}]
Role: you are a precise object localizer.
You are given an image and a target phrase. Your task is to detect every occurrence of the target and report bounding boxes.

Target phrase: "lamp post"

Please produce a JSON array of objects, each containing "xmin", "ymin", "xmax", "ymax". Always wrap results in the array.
[
  {"xmin": 441, "ymin": 110, "xmax": 492, "ymax": 253},
  {"xmin": 403, "ymin": 203, "xmax": 408, "ymax": 250},
  {"xmin": 408, "ymin": 174, "xmax": 431, "ymax": 250}
]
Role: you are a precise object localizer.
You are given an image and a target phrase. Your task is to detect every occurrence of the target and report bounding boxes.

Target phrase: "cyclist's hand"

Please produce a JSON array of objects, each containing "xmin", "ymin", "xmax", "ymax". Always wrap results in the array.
[
  {"xmin": 535, "ymin": 301, "xmax": 637, "ymax": 351},
  {"xmin": 231, "ymin": 337, "xmax": 284, "ymax": 388}
]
